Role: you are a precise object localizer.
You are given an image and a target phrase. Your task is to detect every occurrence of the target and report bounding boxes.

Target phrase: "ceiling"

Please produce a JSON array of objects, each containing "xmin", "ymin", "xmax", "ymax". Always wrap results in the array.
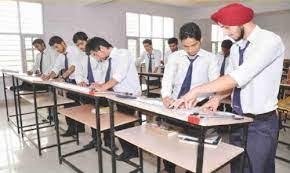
[{"xmin": 10, "ymin": 0, "xmax": 290, "ymax": 8}]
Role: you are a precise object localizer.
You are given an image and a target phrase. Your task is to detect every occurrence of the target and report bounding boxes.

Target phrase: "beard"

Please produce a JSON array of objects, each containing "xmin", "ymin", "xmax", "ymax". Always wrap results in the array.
[{"xmin": 234, "ymin": 26, "xmax": 245, "ymax": 42}]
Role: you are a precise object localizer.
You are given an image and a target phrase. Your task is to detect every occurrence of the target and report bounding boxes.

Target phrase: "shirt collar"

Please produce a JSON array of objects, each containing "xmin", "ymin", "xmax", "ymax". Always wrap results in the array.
[
  {"xmin": 181, "ymin": 48, "xmax": 203, "ymax": 59},
  {"xmin": 108, "ymin": 47, "xmax": 117, "ymax": 60},
  {"xmin": 236, "ymin": 25, "xmax": 261, "ymax": 47}
]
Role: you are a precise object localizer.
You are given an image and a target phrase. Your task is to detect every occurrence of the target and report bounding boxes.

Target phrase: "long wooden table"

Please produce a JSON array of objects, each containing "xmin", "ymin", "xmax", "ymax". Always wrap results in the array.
[
  {"xmin": 11, "ymin": 73, "xmax": 75, "ymax": 156},
  {"xmin": 107, "ymin": 95, "xmax": 253, "ymax": 173},
  {"xmin": 138, "ymin": 72, "xmax": 163, "ymax": 96}
]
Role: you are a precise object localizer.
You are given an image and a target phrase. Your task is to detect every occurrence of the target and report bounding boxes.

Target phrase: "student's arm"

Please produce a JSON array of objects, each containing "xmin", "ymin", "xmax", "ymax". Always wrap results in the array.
[
  {"xmin": 62, "ymin": 65, "xmax": 75, "ymax": 79},
  {"xmin": 171, "ymin": 75, "xmax": 237, "ymax": 109},
  {"xmin": 28, "ymin": 53, "xmax": 40, "ymax": 75},
  {"xmin": 161, "ymin": 54, "xmax": 176, "ymax": 107},
  {"xmin": 95, "ymin": 79, "xmax": 118, "ymax": 92}
]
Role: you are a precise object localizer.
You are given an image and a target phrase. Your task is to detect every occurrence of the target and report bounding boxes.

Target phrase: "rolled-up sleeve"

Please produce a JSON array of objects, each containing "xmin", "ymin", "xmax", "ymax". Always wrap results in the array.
[{"xmin": 229, "ymin": 39, "xmax": 285, "ymax": 88}]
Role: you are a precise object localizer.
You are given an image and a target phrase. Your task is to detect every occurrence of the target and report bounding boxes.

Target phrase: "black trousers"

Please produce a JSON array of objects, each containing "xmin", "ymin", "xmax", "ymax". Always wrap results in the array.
[{"xmin": 64, "ymin": 79, "xmax": 85, "ymax": 132}]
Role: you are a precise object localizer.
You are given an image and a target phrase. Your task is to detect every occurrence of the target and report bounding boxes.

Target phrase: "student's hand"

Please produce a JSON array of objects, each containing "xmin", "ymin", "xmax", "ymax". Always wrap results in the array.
[
  {"xmin": 162, "ymin": 97, "xmax": 175, "ymax": 108},
  {"xmin": 89, "ymin": 82, "xmax": 101, "ymax": 89},
  {"xmin": 53, "ymin": 77, "xmax": 64, "ymax": 82},
  {"xmin": 78, "ymin": 82, "xmax": 88, "ymax": 87},
  {"xmin": 27, "ymin": 71, "xmax": 33, "ymax": 75},
  {"xmin": 200, "ymin": 97, "xmax": 221, "ymax": 113},
  {"xmin": 170, "ymin": 89, "xmax": 199, "ymax": 109},
  {"xmin": 41, "ymin": 74, "xmax": 50, "ymax": 81}
]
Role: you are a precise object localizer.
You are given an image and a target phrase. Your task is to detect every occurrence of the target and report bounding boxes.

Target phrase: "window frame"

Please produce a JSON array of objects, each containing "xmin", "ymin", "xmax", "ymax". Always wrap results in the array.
[
  {"xmin": 125, "ymin": 12, "xmax": 174, "ymax": 59},
  {"xmin": 0, "ymin": 0, "xmax": 44, "ymax": 74}
]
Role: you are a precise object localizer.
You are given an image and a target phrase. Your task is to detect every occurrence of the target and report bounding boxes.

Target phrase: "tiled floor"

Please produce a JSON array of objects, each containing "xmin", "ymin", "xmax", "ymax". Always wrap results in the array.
[{"xmin": 0, "ymin": 101, "xmax": 289, "ymax": 173}]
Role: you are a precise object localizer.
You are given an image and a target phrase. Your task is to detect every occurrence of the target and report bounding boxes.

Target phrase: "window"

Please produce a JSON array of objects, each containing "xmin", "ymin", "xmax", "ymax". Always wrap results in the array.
[
  {"xmin": 126, "ymin": 12, "xmax": 174, "ymax": 60},
  {"xmin": 211, "ymin": 24, "xmax": 227, "ymax": 54},
  {"xmin": 0, "ymin": 0, "xmax": 43, "ymax": 73}
]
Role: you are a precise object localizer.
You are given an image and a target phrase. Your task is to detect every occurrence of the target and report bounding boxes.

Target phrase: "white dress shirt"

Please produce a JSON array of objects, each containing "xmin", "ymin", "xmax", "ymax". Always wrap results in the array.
[
  {"xmin": 52, "ymin": 45, "xmax": 82, "ymax": 80},
  {"xmin": 31, "ymin": 48, "xmax": 57, "ymax": 75},
  {"xmin": 75, "ymin": 51, "xmax": 99, "ymax": 84},
  {"xmin": 164, "ymin": 50, "xmax": 177, "ymax": 66},
  {"xmin": 228, "ymin": 25, "xmax": 285, "ymax": 114},
  {"xmin": 161, "ymin": 49, "xmax": 219, "ymax": 100},
  {"xmin": 216, "ymin": 53, "xmax": 231, "ymax": 76},
  {"xmin": 139, "ymin": 49, "xmax": 162, "ymax": 80},
  {"xmin": 95, "ymin": 47, "xmax": 141, "ymax": 96}
]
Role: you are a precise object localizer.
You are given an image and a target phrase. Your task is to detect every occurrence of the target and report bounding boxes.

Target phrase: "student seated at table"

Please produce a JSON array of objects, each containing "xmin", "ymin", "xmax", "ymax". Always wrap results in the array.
[
  {"xmin": 73, "ymin": 31, "xmax": 111, "ymax": 149},
  {"xmin": 43, "ymin": 35, "xmax": 85, "ymax": 136},
  {"xmin": 86, "ymin": 36, "xmax": 141, "ymax": 161},
  {"xmin": 161, "ymin": 22, "xmax": 219, "ymax": 173},
  {"xmin": 137, "ymin": 39, "xmax": 162, "ymax": 86}
]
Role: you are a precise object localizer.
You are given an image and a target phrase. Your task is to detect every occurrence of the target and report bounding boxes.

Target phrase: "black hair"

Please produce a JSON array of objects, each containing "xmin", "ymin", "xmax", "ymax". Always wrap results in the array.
[
  {"xmin": 49, "ymin": 36, "xmax": 64, "ymax": 46},
  {"xmin": 167, "ymin": 37, "xmax": 178, "ymax": 45},
  {"xmin": 73, "ymin": 32, "xmax": 88, "ymax": 43},
  {"xmin": 85, "ymin": 37, "xmax": 113, "ymax": 54},
  {"xmin": 221, "ymin": 39, "xmax": 233, "ymax": 49},
  {"xmin": 179, "ymin": 22, "xmax": 202, "ymax": 41},
  {"xmin": 142, "ymin": 39, "xmax": 152, "ymax": 45},
  {"xmin": 32, "ymin": 39, "xmax": 45, "ymax": 47}
]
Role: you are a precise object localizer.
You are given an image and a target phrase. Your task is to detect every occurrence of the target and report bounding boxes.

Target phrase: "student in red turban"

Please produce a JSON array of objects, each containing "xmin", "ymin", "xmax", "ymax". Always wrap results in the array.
[{"xmin": 172, "ymin": 3, "xmax": 285, "ymax": 173}]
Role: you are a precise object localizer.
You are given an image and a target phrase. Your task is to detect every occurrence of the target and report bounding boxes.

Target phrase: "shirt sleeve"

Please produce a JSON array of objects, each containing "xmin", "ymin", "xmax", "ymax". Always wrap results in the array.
[
  {"xmin": 112, "ymin": 51, "xmax": 131, "ymax": 82},
  {"xmin": 51, "ymin": 54, "xmax": 63, "ymax": 75},
  {"xmin": 161, "ymin": 53, "xmax": 176, "ymax": 98},
  {"xmin": 229, "ymin": 38, "xmax": 285, "ymax": 88},
  {"xmin": 208, "ymin": 54, "xmax": 220, "ymax": 81},
  {"xmin": 75, "ymin": 56, "xmax": 86, "ymax": 84},
  {"xmin": 47, "ymin": 49, "xmax": 57, "ymax": 74},
  {"xmin": 32, "ymin": 53, "xmax": 40, "ymax": 73}
]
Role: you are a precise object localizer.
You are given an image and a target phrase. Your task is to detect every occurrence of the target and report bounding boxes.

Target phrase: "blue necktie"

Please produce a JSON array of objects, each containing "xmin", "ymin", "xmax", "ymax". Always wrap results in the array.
[
  {"xmin": 105, "ymin": 58, "xmax": 112, "ymax": 83},
  {"xmin": 177, "ymin": 55, "xmax": 199, "ymax": 99},
  {"xmin": 232, "ymin": 41, "xmax": 250, "ymax": 115},
  {"xmin": 40, "ymin": 52, "xmax": 44, "ymax": 74},
  {"xmin": 64, "ymin": 53, "xmax": 68, "ymax": 70},
  {"xmin": 87, "ymin": 55, "xmax": 94, "ymax": 84},
  {"xmin": 148, "ymin": 54, "xmax": 152, "ymax": 73},
  {"xmin": 220, "ymin": 56, "xmax": 227, "ymax": 76}
]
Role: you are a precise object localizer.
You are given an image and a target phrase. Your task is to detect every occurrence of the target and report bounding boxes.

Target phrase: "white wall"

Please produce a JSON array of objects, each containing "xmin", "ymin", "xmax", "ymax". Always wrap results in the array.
[{"xmin": 43, "ymin": 1, "xmax": 192, "ymax": 48}]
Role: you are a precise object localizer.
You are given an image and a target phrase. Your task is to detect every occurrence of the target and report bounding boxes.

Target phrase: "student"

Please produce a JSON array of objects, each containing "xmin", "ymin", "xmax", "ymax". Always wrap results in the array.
[
  {"xmin": 161, "ymin": 22, "xmax": 219, "ymax": 173},
  {"xmin": 163, "ymin": 37, "xmax": 179, "ymax": 66},
  {"xmin": 217, "ymin": 39, "xmax": 233, "ymax": 76},
  {"xmin": 43, "ymin": 35, "xmax": 85, "ymax": 136},
  {"xmin": 86, "ymin": 37, "xmax": 141, "ymax": 160},
  {"xmin": 139, "ymin": 39, "xmax": 162, "ymax": 85},
  {"xmin": 73, "ymin": 31, "xmax": 110, "ymax": 149},
  {"xmin": 28, "ymin": 39, "xmax": 56, "ymax": 76},
  {"xmin": 10, "ymin": 39, "xmax": 56, "ymax": 91},
  {"xmin": 172, "ymin": 3, "xmax": 285, "ymax": 173}
]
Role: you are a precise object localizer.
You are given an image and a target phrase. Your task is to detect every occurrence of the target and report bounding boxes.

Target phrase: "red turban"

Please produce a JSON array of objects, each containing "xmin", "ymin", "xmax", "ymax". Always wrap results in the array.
[{"xmin": 211, "ymin": 3, "xmax": 254, "ymax": 26}]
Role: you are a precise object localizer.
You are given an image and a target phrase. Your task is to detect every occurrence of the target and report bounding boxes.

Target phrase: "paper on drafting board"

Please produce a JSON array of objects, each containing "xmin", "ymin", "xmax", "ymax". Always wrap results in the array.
[
  {"xmin": 136, "ymin": 97, "xmax": 237, "ymax": 117},
  {"xmin": 136, "ymin": 97, "xmax": 164, "ymax": 107},
  {"xmin": 53, "ymin": 82, "xmax": 91, "ymax": 93}
]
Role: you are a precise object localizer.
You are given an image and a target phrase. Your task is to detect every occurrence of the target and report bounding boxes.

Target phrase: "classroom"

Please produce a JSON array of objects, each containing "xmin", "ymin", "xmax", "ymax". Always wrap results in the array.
[{"xmin": 0, "ymin": 0, "xmax": 289, "ymax": 173}]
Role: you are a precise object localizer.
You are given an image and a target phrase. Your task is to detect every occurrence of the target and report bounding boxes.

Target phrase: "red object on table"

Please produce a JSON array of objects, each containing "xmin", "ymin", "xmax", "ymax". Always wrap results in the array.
[{"xmin": 187, "ymin": 115, "xmax": 200, "ymax": 125}]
